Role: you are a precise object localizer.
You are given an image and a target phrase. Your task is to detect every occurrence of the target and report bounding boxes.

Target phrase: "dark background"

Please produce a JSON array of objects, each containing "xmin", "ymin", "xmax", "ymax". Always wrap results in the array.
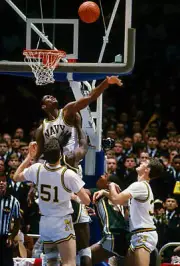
[{"xmin": 0, "ymin": 0, "xmax": 180, "ymax": 134}]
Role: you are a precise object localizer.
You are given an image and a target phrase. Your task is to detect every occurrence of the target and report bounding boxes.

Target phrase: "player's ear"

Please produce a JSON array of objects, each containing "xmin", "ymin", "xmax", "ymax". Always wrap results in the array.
[
  {"xmin": 41, "ymin": 104, "xmax": 46, "ymax": 111},
  {"xmin": 145, "ymin": 167, "xmax": 150, "ymax": 175}
]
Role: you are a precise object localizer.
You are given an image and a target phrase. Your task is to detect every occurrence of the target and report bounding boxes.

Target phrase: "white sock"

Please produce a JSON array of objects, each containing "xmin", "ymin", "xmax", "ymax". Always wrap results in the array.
[{"xmin": 78, "ymin": 247, "xmax": 92, "ymax": 258}]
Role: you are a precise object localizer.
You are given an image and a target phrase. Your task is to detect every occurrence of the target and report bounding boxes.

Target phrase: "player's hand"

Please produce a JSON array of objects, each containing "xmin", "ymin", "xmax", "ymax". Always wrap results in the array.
[
  {"xmin": 86, "ymin": 206, "xmax": 96, "ymax": 216},
  {"xmin": 106, "ymin": 76, "xmax": 123, "ymax": 87},
  {"xmin": 6, "ymin": 237, "xmax": 13, "ymax": 247},
  {"xmin": 108, "ymin": 182, "xmax": 121, "ymax": 193},
  {"xmin": 28, "ymin": 141, "xmax": 37, "ymax": 159},
  {"xmin": 174, "ymin": 246, "xmax": 180, "ymax": 255},
  {"xmin": 93, "ymin": 190, "xmax": 104, "ymax": 203},
  {"xmin": 14, "ymin": 231, "xmax": 24, "ymax": 243}
]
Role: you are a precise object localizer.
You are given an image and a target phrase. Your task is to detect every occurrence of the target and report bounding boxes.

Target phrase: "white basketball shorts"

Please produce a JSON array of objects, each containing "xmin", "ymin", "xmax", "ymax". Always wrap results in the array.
[
  {"xmin": 130, "ymin": 231, "xmax": 158, "ymax": 253},
  {"xmin": 74, "ymin": 204, "xmax": 91, "ymax": 224},
  {"xmin": 40, "ymin": 214, "xmax": 76, "ymax": 244}
]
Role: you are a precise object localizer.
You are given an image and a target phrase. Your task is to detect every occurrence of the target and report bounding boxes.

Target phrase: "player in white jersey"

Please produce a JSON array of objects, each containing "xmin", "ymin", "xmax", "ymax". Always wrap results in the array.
[
  {"xmin": 93, "ymin": 158, "xmax": 164, "ymax": 266},
  {"xmin": 58, "ymin": 118, "xmax": 92, "ymax": 266},
  {"xmin": 35, "ymin": 76, "xmax": 123, "ymax": 160},
  {"xmin": 13, "ymin": 138, "xmax": 90, "ymax": 266}
]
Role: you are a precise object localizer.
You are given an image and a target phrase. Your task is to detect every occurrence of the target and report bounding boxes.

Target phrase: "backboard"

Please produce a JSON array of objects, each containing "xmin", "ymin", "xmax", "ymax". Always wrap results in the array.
[{"xmin": 0, "ymin": 0, "xmax": 135, "ymax": 74}]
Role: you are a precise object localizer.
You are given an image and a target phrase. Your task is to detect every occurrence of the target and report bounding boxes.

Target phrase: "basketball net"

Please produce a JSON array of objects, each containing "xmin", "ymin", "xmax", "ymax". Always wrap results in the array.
[{"xmin": 23, "ymin": 49, "xmax": 66, "ymax": 86}]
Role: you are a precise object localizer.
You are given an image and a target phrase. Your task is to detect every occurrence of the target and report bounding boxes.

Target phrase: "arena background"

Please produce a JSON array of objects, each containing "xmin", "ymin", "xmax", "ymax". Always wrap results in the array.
[{"xmin": 0, "ymin": 1, "xmax": 180, "ymax": 266}]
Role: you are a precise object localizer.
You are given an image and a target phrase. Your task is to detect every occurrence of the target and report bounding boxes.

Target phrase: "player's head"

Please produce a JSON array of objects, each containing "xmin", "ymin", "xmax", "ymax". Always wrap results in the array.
[
  {"xmin": 0, "ymin": 175, "xmax": 7, "ymax": 196},
  {"xmin": 41, "ymin": 95, "xmax": 58, "ymax": 113},
  {"xmin": 136, "ymin": 158, "xmax": 164, "ymax": 180},
  {"xmin": 44, "ymin": 137, "xmax": 61, "ymax": 164}
]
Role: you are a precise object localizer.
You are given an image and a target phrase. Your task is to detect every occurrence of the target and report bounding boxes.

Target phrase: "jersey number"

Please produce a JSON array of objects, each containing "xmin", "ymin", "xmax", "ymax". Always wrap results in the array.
[
  {"xmin": 149, "ymin": 200, "xmax": 154, "ymax": 216},
  {"xmin": 40, "ymin": 185, "xmax": 59, "ymax": 202}
]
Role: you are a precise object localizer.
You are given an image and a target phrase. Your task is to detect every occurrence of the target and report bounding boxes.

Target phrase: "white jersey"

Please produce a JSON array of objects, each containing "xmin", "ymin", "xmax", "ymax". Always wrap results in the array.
[
  {"xmin": 23, "ymin": 162, "xmax": 85, "ymax": 217},
  {"xmin": 43, "ymin": 109, "xmax": 78, "ymax": 154},
  {"xmin": 124, "ymin": 181, "xmax": 156, "ymax": 232},
  {"xmin": 61, "ymin": 155, "xmax": 83, "ymax": 179}
]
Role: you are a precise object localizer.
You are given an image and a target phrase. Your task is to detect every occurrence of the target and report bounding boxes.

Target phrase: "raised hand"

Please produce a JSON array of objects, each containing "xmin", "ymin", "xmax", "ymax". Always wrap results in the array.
[
  {"xmin": 6, "ymin": 237, "xmax": 12, "ymax": 247},
  {"xmin": 28, "ymin": 141, "xmax": 37, "ymax": 159},
  {"xmin": 106, "ymin": 76, "xmax": 123, "ymax": 87},
  {"xmin": 92, "ymin": 190, "xmax": 104, "ymax": 203},
  {"xmin": 108, "ymin": 182, "xmax": 121, "ymax": 193}
]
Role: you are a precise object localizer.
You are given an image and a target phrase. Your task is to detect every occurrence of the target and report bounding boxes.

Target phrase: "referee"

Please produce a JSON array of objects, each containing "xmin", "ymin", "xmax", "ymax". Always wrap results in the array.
[{"xmin": 0, "ymin": 175, "xmax": 20, "ymax": 266}]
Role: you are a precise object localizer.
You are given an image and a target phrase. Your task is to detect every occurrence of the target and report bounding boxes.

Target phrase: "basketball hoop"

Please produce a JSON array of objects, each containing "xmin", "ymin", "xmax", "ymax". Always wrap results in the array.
[{"xmin": 23, "ymin": 49, "xmax": 66, "ymax": 86}]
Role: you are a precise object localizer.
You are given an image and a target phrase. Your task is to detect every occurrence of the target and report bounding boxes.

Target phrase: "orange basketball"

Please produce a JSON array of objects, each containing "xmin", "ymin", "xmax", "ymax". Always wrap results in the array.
[{"xmin": 78, "ymin": 1, "xmax": 100, "ymax": 23}]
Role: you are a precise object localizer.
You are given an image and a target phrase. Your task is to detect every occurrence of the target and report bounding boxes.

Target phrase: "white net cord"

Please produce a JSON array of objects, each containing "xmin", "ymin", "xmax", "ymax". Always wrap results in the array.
[{"xmin": 24, "ymin": 50, "xmax": 66, "ymax": 86}]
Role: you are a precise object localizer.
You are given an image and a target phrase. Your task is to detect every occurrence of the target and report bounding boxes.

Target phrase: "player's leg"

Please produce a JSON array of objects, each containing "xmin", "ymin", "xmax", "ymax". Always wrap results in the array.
[
  {"xmin": 127, "ymin": 231, "xmax": 158, "ymax": 266},
  {"xmin": 133, "ymin": 248, "xmax": 150, "ymax": 266},
  {"xmin": 40, "ymin": 216, "xmax": 60, "ymax": 266},
  {"xmin": 57, "ymin": 237, "xmax": 76, "ymax": 266},
  {"xmin": 91, "ymin": 242, "xmax": 114, "ymax": 264},
  {"xmin": 73, "ymin": 201, "xmax": 92, "ymax": 266},
  {"xmin": 108, "ymin": 231, "xmax": 129, "ymax": 266},
  {"xmin": 124, "ymin": 249, "xmax": 135, "ymax": 266},
  {"xmin": 44, "ymin": 243, "xmax": 59, "ymax": 266},
  {"xmin": 75, "ymin": 222, "xmax": 92, "ymax": 266}
]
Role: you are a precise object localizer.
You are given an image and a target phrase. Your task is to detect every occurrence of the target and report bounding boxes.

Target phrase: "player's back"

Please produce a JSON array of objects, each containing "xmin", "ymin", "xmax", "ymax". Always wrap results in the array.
[
  {"xmin": 95, "ymin": 196, "xmax": 127, "ymax": 235},
  {"xmin": 129, "ymin": 181, "xmax": 156, "ymax": 232},
  {"xmin": 43, "ymin": 109, "xmax": 78, "ymax": 154},
  {"xmin": 37, "ymin": 163, "xmax": 73, "ymax": 217}
]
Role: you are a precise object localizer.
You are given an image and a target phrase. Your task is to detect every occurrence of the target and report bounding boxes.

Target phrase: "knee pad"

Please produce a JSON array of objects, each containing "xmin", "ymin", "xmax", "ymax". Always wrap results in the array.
[{"xmin": 78, "ymin": 247, "xmax": 92, "ymax": 258}]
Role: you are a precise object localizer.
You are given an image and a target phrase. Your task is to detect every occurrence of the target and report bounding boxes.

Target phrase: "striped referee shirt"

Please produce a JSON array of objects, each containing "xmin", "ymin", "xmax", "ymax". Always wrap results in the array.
[{"xmin": 0, "ymin": 194, "xmax": 20, "ymax": 236}]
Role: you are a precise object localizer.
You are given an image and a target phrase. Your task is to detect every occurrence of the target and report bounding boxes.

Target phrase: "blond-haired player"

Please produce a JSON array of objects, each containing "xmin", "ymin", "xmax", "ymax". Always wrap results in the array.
[
  {"xmin": 13, "ymin": 139, "xmax": 90, "ymax": 266},
  {"xmin": 93, "ymin": 158, "xmax": 164, "ymax": 266}
]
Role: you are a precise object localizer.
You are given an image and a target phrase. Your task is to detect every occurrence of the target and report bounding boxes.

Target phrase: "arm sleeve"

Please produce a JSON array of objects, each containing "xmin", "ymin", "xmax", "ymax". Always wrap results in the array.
[
  {"xmin": 12, "ymin": 198, "xmax": 21, "ymax": 219},
  {"xmin": 124, "ymin": 182, "xmax": 149, "ymax": 201},
  {"xmin": 64, "ymin": 169, "xmax": 85, "ymax": 193},
  {"xmin": 23, "ymin": 163, "xmax": 41, "ymax": 184}
]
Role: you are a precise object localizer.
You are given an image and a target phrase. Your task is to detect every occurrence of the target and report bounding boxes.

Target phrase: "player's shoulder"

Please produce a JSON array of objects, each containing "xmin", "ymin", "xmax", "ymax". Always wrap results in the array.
[
  {"xmin": 128, "ymin": 181, "xmax": 140, "ymax": 188},
  {"xmin": 128, "ymin": 181, "xmax": 147, "ymax": 190},
  {"xmin": 64, "ymin": 167, "xmax": 78, "ymax": 176},
  {"xmin": 36, "ymin": 123, "xmax": 43, "ymax": 132},
  {"xmin": 29, "ymin": 162, "xmax": 42, "ymax": 171},
  {"xmin": 32, "ymin": 162, "xmax": 42, "ymax": 168}
]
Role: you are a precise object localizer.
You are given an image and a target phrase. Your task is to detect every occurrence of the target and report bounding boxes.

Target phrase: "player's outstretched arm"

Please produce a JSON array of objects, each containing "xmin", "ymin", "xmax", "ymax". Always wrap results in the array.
[
  {"xmin": 63, "ymin": 76, "xmax": 123, "ymax": 118},
  {"xmin": 73, "ymin": 114, "xmax": 88, "ymax": 163},
  {"xmin": 108, "ymin": 183, "xmax": 132, "ymax": 205},
  {"xmin": 34, "ymin": 125, "xmax": 44, "ymax": 162},
  {"xmin": 13, "ymin": 142, "xmax": 37, "ymax": 182}
]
